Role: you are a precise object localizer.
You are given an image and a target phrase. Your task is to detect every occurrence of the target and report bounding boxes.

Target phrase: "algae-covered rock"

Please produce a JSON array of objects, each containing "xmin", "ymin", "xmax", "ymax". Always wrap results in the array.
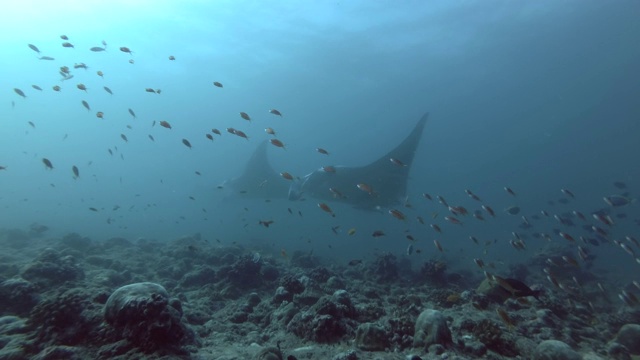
[
  {"xmin": 21, "ymin": 249, "xmax": 84, "ymax": 286},
  {"xmin": 535, "ymin": 339, "xmax": 581, "ymax": 360},
  {"xmin": 355, "ymin": 322, "xmax": 388, "ymax": 351},
  {"xmin": 287, "ymin": 290, "xmax": 357, "ymax": 343},
  {"xmin": 413, "ymin": 309, "xmax": 451, "ymax": 349},
  {"xmin": 254, "ymin": 346, "xmax": 282, "ymax": 360},
  {"xmin": 0, "ymin": 278, "xmax": 39, "ymax": 316},
  {"xmin": 613, "ymin": 324, "xmax": 640, "ymax": 355},
  {"xmin": 104, "ymin": 282, "xmax": 195, "ymax": 352}
]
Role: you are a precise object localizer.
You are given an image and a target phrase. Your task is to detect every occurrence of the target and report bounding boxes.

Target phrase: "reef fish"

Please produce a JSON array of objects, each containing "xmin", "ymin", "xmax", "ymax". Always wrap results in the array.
[
  {"xmin": 13, "ymin": 88, "xmax": 26, "ymax": 98},
  {"xmin": 494, "ymin": 276, "xmax": 542, "ymax": 300},
  {"xmin": 604, "ymin": 195, "xmax": 632, "ymax": 207}
]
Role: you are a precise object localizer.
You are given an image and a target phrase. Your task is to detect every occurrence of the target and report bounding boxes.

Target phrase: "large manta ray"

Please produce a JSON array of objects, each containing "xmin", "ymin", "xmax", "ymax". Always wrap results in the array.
[{"xmin": 224, "ymin": 113, "xmax": 428, "ymax": 209}]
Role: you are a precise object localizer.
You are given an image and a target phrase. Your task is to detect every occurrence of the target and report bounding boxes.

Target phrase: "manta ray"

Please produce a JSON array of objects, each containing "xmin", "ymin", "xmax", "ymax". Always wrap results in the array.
[{"xmin": 224, "ymin": 112, "xmax": 428, "ymax": 209}]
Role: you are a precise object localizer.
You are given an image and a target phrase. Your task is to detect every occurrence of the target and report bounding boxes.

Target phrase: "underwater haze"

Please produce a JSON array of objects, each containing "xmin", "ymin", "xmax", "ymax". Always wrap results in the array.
[
  {"xmin": 3, "ymin": 1, "xmax": 640, "ymax": 359},
  {"xmin": 1, "ymin": 1, "xmax": 640, "ymax": 286}
]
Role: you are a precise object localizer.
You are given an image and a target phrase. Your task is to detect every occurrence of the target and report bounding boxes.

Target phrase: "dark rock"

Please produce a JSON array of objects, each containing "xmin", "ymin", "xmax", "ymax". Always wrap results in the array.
[
  {"xmin": 183, "ymin": 307, "xmax": 208, "ymax": 326},
  {"xmin": 273, "ymin": 286, "xmax": 292, "ymax": 304},
  {"xmin": 224, "ymin": 255, "xmax": 262, "ymax": 288},
  {"xmin": 103, "ymin": 237, "xmax": 132, "ymax": 249},
  {"xmin": 271, "ymin": 302, "xmax": 298, "ymax": 327},
  {"xmin": 0, "ymin": 316, "xmax": 28, "ymax": 335},
  {"xmin": 96, "ymin": 339, "xmax": 134, "ymax": 358},
  {"xmin": 21, "ymin": 249, "xmax": 84, "ymax": 287},
  {"xmin": 32, "ymin": 345, "xmax": 81, "ymax": 360},
  {"xmin": 287, "ymin": 290, "xmax": 357, "ymax": 343},
  {"xmin": 220, "ymin": 253, "xmax": 237, "ymax": 265},
  {"xmin": 84, "ymin": 256, "xmax": 114, "ymax": 269},
  {"xmin": 325, "ymin": 276, "xmax": 345, "ymax": 290},
  {"xmin": 247, "ymin": 292, "xmax": 261, "ymax": 308},
  {"xmin": 229, "ymin": 311, "xmax": 248, "ymax": 323},
  {"xmin": 607, "ymin": 342, "xmax": 631, "ymax": 360},
  {"xmin": 280, "ymin": 275, "xmax": 304, "ymax": 295},
  {"xmin": 290, "ymin": 251, "xmax": 320, "ymax": 268},
  {"xmin": 308, "ymin": 267, "xmax": 332, "ymax": 283},
  {"xmin": 515, "ymin": 337, "xmax": 537, "ymax": 357},
  {"xmin": 332, "ymin": 350, "xmax": 358, "ymax": 360},
  {"xmin": 356, "ymin": 302, "xmax": 386, "ymax": 323},
  {"xmin": 418, "ymin": 259, "xmax": 447, "ymax": 286},
  {"xmin": 354, "ymin": 323, "xmax": 389, "ymax": 351},
  {"xmin": 462, "ymin": 339, "xmax": 487, "ymax": 357},
  {"xmin": 535, "ymin": 339, "xmax": 581, "ymax": 360},
  {"xmin": 179, "ymin": 265, "xmax": 215, "ymax": 287},
  {"xmin": 387, "ymin": 315, "xmax": 415, "ymax": 350},
  {"xmin": 28, "ymin": 288, "xmax": 98, "ymax": 347},
  {"xmin": 473, "ymin": 319, "xmax": 519, "ymax": 357},
  {"xmin": 413, "ymin": 309, "xmax": 452, "ymax": 349},
  {"xmin": 28, "ymin": 223, "xmax": 49, "ymax": 236},
  {"xmin": 103, "ymin": 282, "xmax": 195, "ymax": 353},
  {"xmin": 254, "ymin": 346, "xmax": 283, "ymax": 360},
  {"xmin": 0, "ymin": 278, "xmax": 39, "ymax": 316},
  {"xmin": 428, "ymin": 343, "xmax": 445, "ymax": 354},
  {"xmin": 613, "ymin": 324, "xmax": 640, "ymax": 355},
  {"xmin": 261, "ymin": 265, "xmax": 280, "ymax": 282},
  {"xmin": 458, "ymin": 318, "xmax": 476, "ymax": 333},
  {"xmin": 294, "ymin": 288, "xmax": 323, "ymax": 306},
  {"xmin": 93, "ymin": 291, "xmax": 110, "ymax": 304},
  {"xmin": 59, "ymin": 233, "xmax": 92, "ymax": 251}
]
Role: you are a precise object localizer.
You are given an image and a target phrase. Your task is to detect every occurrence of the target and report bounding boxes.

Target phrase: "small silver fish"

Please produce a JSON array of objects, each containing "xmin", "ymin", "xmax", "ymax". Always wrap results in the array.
[{"xmin": 406, "ymin": 244, "xmax": 414, "ymax": 256}]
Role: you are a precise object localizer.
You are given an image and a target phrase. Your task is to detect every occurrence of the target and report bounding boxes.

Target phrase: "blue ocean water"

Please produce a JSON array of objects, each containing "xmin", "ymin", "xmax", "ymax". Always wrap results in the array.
[{"xmin": 1, "ymin": 0, "xmax": 639, "ymax": 284}]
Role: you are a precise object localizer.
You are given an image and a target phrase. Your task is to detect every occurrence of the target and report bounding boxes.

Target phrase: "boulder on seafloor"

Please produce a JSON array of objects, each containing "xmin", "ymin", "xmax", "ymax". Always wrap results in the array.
[
  {"xmin": 59, "ymin": 232, "xmax": 92, "ymax": 251},
  {"xmin": 103, "ymin": 282, "xmax": 196, "ymax": 353},
  {"xmin": 179, "ymin": 265, "xmax": 216, "ymax": 288},
  {"xmin": 476, "ymin": 278, "xmax": 511, "ymax": 303},
  {"xmin": 254, "ymin": 346, "xmax": 283, "ymax": 360},
  {"xmin": 0, "ymin": 278, "xmax": 39, "ymax": 316},
  {"xmin": 606, "ymin": 342, "xmax": 632, "ymax": 360},
  {"xmin": 21, "ymin": 249, "xmax": 84, "ymax": 286},
  {"xmin": 612, "ymin": 323, "xmax": 640, "ymax": 355},
  {"xmin": 413, "ymin": 309, "xmax": 452, "ymax": 349},
  {"xmin": 287, "ymin": 290, "xmax": 358, "ymax": 343},
  {"xmin": 535, "ymin": 340, "xmax": 582, "ymax": 360},
  {"xmin": 354, "ymin": 322, "xmax": 389, "ymax": 351}
]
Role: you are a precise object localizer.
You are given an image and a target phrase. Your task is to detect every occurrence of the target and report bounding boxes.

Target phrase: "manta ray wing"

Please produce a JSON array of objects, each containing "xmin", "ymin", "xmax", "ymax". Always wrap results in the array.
[
  {"xmin": 293, "ymin": 112, "xmax": 428, "ymax": 208},
  {"xmin": 225, "ymin": 140, "xmax": 290, "ymax": 199}
]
